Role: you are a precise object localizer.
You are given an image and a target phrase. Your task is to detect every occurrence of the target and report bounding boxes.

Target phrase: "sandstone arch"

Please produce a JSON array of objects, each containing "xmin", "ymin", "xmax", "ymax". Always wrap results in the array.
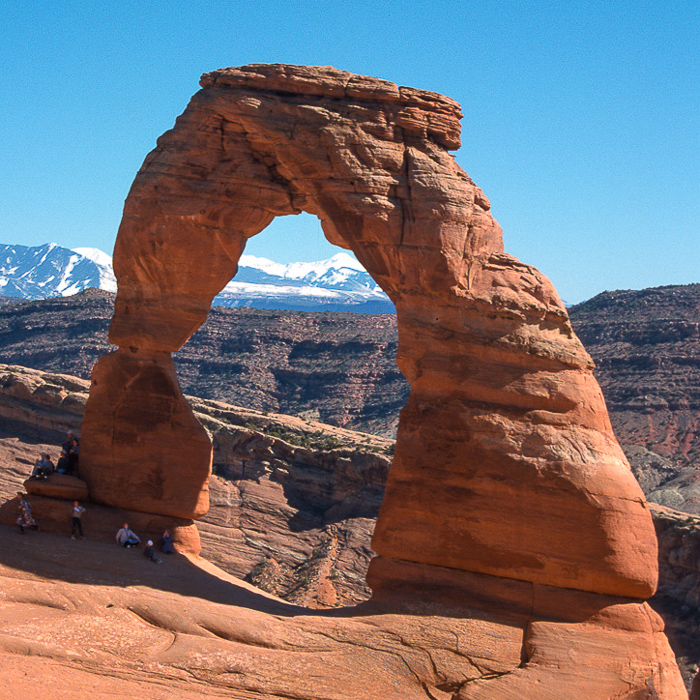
[
  {"xmin": 82, "ymin": 62, "xmax": 656, "ymax": 594},
  {"xmin": 79, "ymin": 65, "xmax": 685, "ymax": 696}
]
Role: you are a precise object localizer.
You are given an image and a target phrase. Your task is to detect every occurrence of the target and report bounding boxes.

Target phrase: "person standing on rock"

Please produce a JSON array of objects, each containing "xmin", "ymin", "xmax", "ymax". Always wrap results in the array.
[
  {"xmin": 70, "ymin": 500, "xmax": 86, "ymax": 539},
  {"xmin": 16, "ymin": 492, "xmax": 38, "ymax": 534},
  {"xmin": 67, "ymin": 437, "xmax": 80, "ymax": 477},
  {"xmin": 61, "ymin": 430, "xmax": 75, "ymax": 454}
]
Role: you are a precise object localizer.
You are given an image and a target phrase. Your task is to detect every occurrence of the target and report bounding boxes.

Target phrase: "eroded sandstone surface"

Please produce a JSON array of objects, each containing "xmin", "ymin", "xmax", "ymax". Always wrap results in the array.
[
  {"xmin": 0, "ymin": 362, "xmax": 694, "ymax": 694},
  {"xmin": 569, "ymin": 285, "xmax": 700, "ymax": 513},
  {"xmin": 71, "ymin": 64, "xmax": 687, "ymax": 696},
  {"xmin": 0, "ymin": 526, "xmax": 686, "ymax": 700}
]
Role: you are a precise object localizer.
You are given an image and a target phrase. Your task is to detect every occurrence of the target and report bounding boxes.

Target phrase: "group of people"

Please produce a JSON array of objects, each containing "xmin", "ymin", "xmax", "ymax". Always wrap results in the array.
[
  {"xmin": 30, "ymin": 430, "xmax": 80, "ymax": 480},
  {"xmin": 17, "ymin": 428, "xmax": 178, "ymax": 561},
  {"xmin": 15, "ymin": 499, "xmax": 177, "ymax": 562},
  {"xmin": 116, "ymin": 523, "xmax": 176, "ymax": 564},
  {"xmin": 16, "ymin": 493, "xmax": 86, "ymax": 538}
]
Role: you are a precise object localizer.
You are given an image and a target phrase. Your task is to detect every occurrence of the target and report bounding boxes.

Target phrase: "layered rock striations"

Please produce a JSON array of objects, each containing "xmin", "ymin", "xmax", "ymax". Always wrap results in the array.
[
  {"xmin": 78, "ymin": 64, "xmax": 685, "ymax": 696},
  {"xmin": 569, "ymin": 285, "xmax": 700, "ymax": 513},
  {"xmin": 3, "ymin": 285, "xmax": 700, "ymax": 450},
  {"xmin": 0, "ymin": 291, "xmax": 406, "ymax": 435}
]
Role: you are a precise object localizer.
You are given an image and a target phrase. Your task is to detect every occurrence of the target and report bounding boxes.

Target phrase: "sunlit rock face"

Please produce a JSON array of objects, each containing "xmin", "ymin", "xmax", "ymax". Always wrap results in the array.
[{"xmin": 80, "ymin": 64, "xmax": 686, "ymax": 697}]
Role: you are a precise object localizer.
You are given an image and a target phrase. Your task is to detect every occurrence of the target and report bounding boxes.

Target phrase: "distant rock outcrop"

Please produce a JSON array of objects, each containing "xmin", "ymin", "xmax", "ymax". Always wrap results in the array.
[
  {"xmin": 569, "ymin": 285, "xmax": 700, "ymax": 513},
  {"xmin": 1, "ymin": 285, "xmax": 699, "ymax": 456},
  {"xmin": 76, "ymin": 64, "xmax": 684, "ymax": 696},
  {"xmin": 0, "ymin": 290, "xmax": 406, "ymax": 436}
]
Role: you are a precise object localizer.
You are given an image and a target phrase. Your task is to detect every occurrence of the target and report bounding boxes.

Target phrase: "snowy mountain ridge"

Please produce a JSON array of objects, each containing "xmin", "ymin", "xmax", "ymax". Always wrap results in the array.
[{"xmin": 0, "ymin": 243, "xmax": 394, "ymax": 313}]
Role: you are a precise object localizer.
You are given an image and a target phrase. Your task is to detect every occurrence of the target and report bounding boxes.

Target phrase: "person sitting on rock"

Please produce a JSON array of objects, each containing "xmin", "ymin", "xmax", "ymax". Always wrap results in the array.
[
  {"xmin": 31, "ymin": 453, "xmax": 54, "ymax": 479},
  {"xmin": 56, "ymin": 449, "xmax": 71, "ymax": 475},
  {"xmin": 16, "ymin": 492, "xmax": 38, "ymax": 534},
  {"xmin": 143, "ymin": 540, "xmax": 163, "ymax": 564},
  {"xmin": 30, "ymin": 456, "xmax": 42, "ymax": 479},
  {"xmin": 159, "ymin": 529, "xmax": 175, "ymax": 554},
  {"xmin": 116, "ymin": 522, "xmax": 140, "ymax": 548},
  {"xmin": 70, "ymin": 500, "xmax": 86, "ymax": 539}
]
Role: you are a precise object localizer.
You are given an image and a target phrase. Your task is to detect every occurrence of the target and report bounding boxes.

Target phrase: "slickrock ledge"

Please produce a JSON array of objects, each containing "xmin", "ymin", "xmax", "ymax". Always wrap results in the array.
[{"xmin": 76, "ymin": 64, "xmax": 686, "ymax": 696}]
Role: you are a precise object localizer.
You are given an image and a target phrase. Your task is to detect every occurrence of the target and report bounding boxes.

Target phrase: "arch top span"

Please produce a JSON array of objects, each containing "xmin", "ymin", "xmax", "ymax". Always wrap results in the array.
[
  {"xmin": 109, "ymin": 63, "xmax": 509, "ymax": 353},
  {"xmin": 85, "ymin": 64, "xmax": 659, "ymax": 607},
  {"xmin": 199, "ymin": 63, "xmax": 464, "ymax": 150}
]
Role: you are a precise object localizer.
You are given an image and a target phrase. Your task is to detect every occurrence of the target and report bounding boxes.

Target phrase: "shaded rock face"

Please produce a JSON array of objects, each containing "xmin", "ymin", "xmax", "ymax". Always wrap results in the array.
[
  {"xmin": 79, "ymin": 64, "xmax": 683, "ymax": 695},
  {"xmin": 84, "ymin": 348, "xmax": 212, "ymax": 518},
  {"xmin": 651, "ymin": 504, "xmax": 700, "ymax": 689}
]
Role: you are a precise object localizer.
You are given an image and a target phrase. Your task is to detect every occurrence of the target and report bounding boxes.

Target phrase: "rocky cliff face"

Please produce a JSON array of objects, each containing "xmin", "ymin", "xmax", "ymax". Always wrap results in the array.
[
  {"xmin": 2, "ymin": 282, "xmax": 698, "ymax": 486},
  {"xmin": 0, "ymin": 289, "xmax": 406, "ymax": 436},
  {"xmin": 650, "ymin": 504, "xmax": 700, "ymax": 688},
  {"xmin": 569, "ymin": 285, "xmax": 700, "ymax": 513}
]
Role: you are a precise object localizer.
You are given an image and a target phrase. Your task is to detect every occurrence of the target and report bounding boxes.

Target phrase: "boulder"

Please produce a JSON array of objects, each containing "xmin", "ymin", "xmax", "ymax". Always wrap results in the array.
[{"xmin": 23, "ymin": 473, "xmax": 88, "ymax": 501}]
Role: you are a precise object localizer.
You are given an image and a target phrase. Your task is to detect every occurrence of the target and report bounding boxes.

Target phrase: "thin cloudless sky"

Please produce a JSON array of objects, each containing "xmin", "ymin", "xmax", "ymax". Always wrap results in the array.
[{"xmin": 1, "ymin": 0, "xmax": 697, "ymax": 303}]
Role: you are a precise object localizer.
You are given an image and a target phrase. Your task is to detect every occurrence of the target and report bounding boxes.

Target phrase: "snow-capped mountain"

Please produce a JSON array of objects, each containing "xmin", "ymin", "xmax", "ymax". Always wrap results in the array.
[
  {"xmin": 0, "ymin": 243, "xmax": 117, "ymax": 299},
  {"xmin": 217, "ymin": 252, "xmax": 394, "ymax": 312},
  {"xmin": 0, "ymin": 243, "xmax": 395, "ymax": 313}
]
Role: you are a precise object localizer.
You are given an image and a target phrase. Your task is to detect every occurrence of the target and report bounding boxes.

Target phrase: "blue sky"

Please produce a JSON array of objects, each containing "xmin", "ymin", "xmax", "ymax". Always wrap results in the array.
[{"xmin": 1, "ymin": 0, "xmax": 697, "ymax": 303}]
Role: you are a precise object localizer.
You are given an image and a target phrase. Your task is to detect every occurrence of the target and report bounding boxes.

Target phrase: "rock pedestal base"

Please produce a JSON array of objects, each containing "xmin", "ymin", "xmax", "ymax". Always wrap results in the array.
[
  {"xmin": 368, "ymin": 557, "xmax": 687, "ymax": 698},
  {"xmin": 81, "ymin": 348, "xmax": 212, "ymax": 519},
  {"xmin": 24, "ymin": 474, "xmax": 89, "ymax": 501}
]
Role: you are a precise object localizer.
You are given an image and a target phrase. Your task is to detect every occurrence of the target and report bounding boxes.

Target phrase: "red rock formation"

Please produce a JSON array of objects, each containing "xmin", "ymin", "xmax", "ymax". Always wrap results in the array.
[
  {"xmin": 79, "ymin": 64, "xmax": 685, "ymax": 696},
  {"xmin": 24, "ymin": 473, "xmax": 88, "ymax": 501},
  {"xmin": 82, "ymin": 348, "xmax": 211, "ymax": 518}
]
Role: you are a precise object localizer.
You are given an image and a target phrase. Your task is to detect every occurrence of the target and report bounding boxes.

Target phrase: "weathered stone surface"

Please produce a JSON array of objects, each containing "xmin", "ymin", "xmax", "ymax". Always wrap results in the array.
[
  {"xmin": 85, "ymin": 63, "xmax": 655, "ymax": 593},
  {"xmin": 77, "ymin": 64, "xmax": 682, "ymax": 694},
  {"xmin": 82, "ymin": 348, "xmax": 211, "ymax": 518},
  {"xmin": 23, "ymin": 473, "xmax": 88, "ymax": 501},
  {"xmin": 0, "ymin": 361, "xmax": 690, "ymax": 694},
  {"xmin": 0, "ymin": 362, "xmax": 87, "ymax": 437},
  {"xmin": 570, "ymin": 285, "xmax": 700, "ymax": 468},
  {"xmin": 368, "ymin": 557, "xmax": 686, "ymax": 699},
  {"xmin": 0, "ymin": 526, "xmax": 688, "ymax": 700}
]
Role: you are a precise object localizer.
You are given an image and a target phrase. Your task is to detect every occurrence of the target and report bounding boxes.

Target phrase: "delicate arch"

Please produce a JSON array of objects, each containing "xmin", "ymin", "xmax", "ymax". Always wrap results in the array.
[{"xmin": 82, "ymin": 64, "xmax": 657, "ymax": 600}]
